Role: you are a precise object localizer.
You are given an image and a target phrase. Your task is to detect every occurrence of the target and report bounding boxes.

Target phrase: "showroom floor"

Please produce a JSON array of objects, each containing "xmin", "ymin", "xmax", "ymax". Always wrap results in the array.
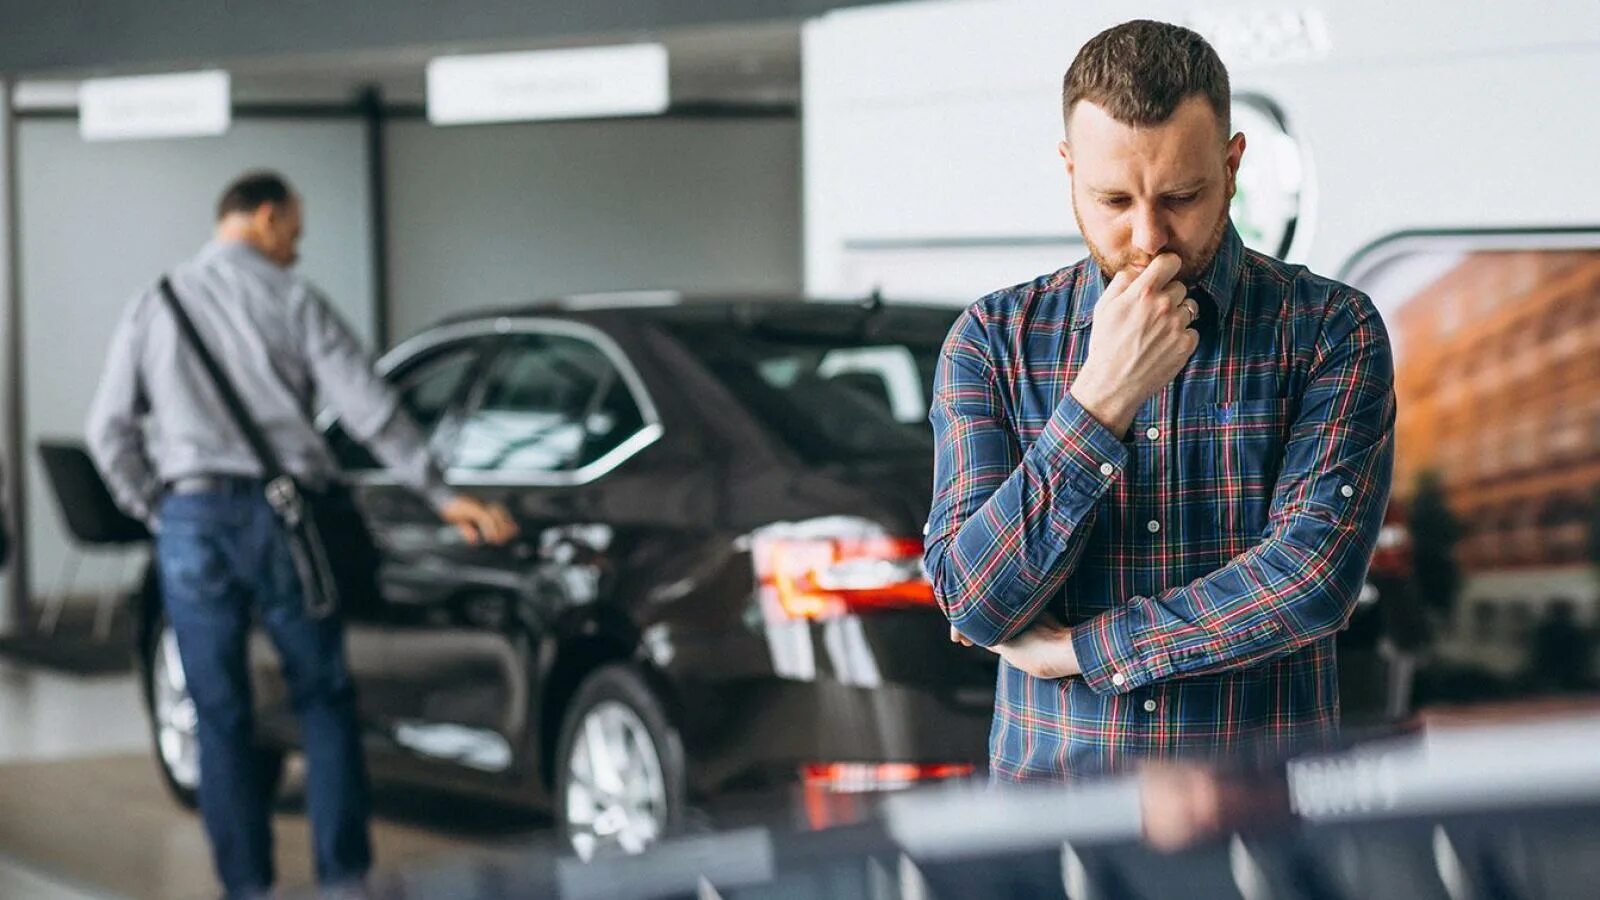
[{"xmin": 0, "ymin": 658, "xmax": 547, "ymax": 899}]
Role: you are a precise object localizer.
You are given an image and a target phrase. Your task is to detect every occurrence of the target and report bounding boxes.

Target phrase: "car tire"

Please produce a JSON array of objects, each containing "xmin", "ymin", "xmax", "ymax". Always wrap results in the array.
[
  {"xmin": 143, "ymin": 614, "xmax": 286, "ymax": 810},
  {"xmin": 555, "ymin": 664, "xmax": 687, "ymax": 860}
]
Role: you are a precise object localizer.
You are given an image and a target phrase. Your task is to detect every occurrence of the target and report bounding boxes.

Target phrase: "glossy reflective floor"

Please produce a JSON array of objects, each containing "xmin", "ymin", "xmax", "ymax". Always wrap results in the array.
[
  {"xmin": 0, "ymin": 658, "xmax": 551, "ymax": 899},
  {"xmin": 0, "ymin": 658, "xmax": 147, "ymax": 764}
]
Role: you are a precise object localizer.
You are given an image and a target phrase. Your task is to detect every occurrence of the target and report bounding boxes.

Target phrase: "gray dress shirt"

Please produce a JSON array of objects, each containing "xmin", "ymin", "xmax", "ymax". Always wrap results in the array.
[{"xmin": 86, "ymin": 239, "xmax": 454, "ymax": 524}]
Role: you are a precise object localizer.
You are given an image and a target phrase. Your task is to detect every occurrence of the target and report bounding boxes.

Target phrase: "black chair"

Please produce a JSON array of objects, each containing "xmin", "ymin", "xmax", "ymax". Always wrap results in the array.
[{"xmin": 36, "ymin": 439, "xmax": 149, "ymax": 640}]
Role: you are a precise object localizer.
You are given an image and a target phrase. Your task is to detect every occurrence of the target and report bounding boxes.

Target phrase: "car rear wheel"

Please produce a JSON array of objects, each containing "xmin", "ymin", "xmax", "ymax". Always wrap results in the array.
[
  {"xmin": 555, "ymin": 664, "xmax": 686, "ymax": 861},
  {"xmin": 145, "ymin": 616, "xmax": 285, "ymax": 809}
]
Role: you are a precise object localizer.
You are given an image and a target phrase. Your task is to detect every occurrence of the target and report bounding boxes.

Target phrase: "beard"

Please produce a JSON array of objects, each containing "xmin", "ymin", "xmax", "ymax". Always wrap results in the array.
[{"xmin": 1074, "ymin": 197, "xmax": 1230, "ymax": 287}]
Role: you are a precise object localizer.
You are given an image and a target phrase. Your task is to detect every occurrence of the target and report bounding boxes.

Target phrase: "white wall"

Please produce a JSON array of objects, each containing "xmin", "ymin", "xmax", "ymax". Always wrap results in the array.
[
  {"xmin": 802, "ymin": 0, "xmax": 1600, "ymax": 297},
  {"xmin": 18, "ymin": 118, "xmax": 374, "ymax": 603},
  {"xmin": 384, "ymin": 116, "xmax": 802, "ymax": 341}
]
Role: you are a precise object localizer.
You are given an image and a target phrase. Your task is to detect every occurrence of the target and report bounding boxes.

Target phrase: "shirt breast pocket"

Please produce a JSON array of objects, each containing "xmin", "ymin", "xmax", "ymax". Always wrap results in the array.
[{"xmin": 1208, "ymin": 398, "xmax": 1292, "ymax": 545}]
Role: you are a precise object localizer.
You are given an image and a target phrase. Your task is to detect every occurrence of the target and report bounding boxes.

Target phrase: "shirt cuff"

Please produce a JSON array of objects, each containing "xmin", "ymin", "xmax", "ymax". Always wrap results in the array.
[
  {"xmin": 1033, "ymin": 391, "xmax": 1132, "ymax": 494},
  {"xmin": 424, "ymin": 482, "xmax": 459, "ymax": 513},
  {"xmin": 1072, "ymin": 602, "xmax": 1156, "ymax": 695},
  {"xmin": 133, "ymin": 478, "xmax": 164, "ymax": 525}
]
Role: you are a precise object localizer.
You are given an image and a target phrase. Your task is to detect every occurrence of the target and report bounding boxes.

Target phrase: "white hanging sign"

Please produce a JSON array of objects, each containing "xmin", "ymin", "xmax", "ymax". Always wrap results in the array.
[
  {"xmin": 427, "ymin": 44, "xmax": 670, "ymax": 125},
  {"xmin": 79, "ymin": 70, "xmax": 231, "ymax": 141}
]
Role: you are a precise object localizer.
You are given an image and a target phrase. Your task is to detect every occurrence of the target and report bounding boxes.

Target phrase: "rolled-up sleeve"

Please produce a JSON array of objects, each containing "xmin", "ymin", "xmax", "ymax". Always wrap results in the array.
[
  {"xmin": 1073, "ymin": 289, "xmax": 1396, "ymax": 694},
  {"xmin": 924, "ymin": 307, "xmax": 1129, "ymax": 647},
  {"xmin": 295, "ymin": 287, "xmax": 455, "ymax": 510}
]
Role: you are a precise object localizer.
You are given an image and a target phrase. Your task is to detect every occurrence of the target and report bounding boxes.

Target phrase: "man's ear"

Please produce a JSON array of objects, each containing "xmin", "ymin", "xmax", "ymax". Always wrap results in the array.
[
  {"xmin": 251, "ymin": 203, "xmax": 278, "ymax": 234},
  {"xmin": 1224, "ymin": 131, "xmax": 1246, "ymax": 199}
]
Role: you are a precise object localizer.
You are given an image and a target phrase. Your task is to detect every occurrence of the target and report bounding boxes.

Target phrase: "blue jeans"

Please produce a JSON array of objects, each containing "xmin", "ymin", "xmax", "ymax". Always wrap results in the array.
[{"xmin": 157, "ymin": 481, "xmax": 372, "ymax": 898}]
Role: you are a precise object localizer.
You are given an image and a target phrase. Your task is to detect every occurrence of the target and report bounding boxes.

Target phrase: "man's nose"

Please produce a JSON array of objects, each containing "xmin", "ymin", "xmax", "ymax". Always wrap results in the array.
[{"xmin": 1131, "ymin": 206, "xmax": 1169, "ymax": 257}]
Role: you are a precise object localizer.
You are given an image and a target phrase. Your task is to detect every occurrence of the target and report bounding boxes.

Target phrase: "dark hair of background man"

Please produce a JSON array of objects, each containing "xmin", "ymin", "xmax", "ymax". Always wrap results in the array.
[{"xmin": 216, "ymin": 170, "xmax": 293, "ymax": 221}]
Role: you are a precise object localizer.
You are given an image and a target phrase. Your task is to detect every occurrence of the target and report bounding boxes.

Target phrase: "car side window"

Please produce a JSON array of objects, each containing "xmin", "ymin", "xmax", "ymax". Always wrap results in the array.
[
  {"xmin": 448, "ymin": 332, "xmax": 644, "ymax": 474},
  {"xmin": 402, "ymin": 349, "xmax": 478, "ymax": 434},
  {"xmin": 581, "ymin": 368, "xmax": 647, "ymax": 465},
  {"xmin": 326, "ymin": 341, "xmax": 480, "ymax": 472},
  {"xmin": 816, "ymin": 345, "xmax": 927, "ymax": 424}
]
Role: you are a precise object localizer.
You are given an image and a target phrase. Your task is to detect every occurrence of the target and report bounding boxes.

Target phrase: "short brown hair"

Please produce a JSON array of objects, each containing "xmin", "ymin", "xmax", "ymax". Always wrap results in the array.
[{"xmin": 1062, "ymin": 20, "xmax": 1229, "ymax": 141}]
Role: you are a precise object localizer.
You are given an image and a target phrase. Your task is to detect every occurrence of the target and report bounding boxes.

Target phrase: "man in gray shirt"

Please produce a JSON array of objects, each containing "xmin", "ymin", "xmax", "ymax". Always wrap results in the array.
[{"xmin": 87, "ymin": 171, "xmax": 516, "ymax": 899}]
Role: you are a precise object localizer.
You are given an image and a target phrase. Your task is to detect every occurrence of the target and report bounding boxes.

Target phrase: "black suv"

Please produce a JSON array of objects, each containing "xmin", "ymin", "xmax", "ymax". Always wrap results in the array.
[{"xmin": 135, "ymin": 294, "xmax": 997, "ymax": 857}]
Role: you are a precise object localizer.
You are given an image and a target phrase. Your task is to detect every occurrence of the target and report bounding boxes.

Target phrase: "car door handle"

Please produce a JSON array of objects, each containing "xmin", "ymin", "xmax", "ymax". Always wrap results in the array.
[
  {"xmin": 435, "ymin": 525, "xmax": 465, "ymax": 546},
  {"xmin": 436, "ymin": 525, "xmax": 536, "ymax": 557}
]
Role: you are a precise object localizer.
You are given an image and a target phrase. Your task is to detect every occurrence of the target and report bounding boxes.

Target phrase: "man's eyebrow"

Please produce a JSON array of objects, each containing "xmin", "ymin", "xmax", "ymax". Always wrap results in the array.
[{"xmin": 1088, "ymin": 178, "xmax": 1210, "ymax": 197}]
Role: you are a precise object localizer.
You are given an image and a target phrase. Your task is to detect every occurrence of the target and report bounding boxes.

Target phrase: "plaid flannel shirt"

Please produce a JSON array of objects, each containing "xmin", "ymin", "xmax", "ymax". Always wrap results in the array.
[{"xmin": 925, "ymin": 222, "xmax": 1396, "ymax": 780}]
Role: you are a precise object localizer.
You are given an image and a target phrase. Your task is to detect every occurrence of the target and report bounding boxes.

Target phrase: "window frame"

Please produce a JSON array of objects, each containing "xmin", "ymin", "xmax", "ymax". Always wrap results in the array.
[
  {"xmin": 445, "ymin": 327, "xmax": 648, "ymax": 480},
  {"xmin": 1339, "ymin": 227, "xmax": 1600, "ymax": 286},
  {"xmin": 316, "ymin": 334, "xmax": 492, "ymax": 473},
  {"xmin": 1343, "ymin": 227, "xmax": 1600, "ymax": 649},
  {"xmin": 334, "ymin": 316, "xmax": 663, "ymax": 489}
]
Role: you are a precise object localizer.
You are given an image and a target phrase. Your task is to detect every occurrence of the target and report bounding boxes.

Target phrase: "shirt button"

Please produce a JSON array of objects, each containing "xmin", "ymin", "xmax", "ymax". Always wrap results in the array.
[
  {"xmin": 1111, "ymin": 672, "xmax": 1126, "ymax": 687},
  {"xmin": 1099, "ymin": 462, "xmax": 1115, "ymax": 476},
  {"xmin": 1145, "ymin": 427, "xmax": 1160, "ymax": 440},
  {"xmin": 1142, "ymin": 699, "xmax": 1158, "ymax": 713},
  {"xmin": 1146, "ymin": 520, "xmax": 1161, "ymax": 534},
  {"xmin": 1340, "ymin": 484, "xmax": 1355, "ymax": 498}
]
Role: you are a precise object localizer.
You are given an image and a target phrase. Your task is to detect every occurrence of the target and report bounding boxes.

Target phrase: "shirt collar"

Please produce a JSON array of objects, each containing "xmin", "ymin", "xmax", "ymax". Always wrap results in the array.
[
  {"xmin": 200, "ymin": 237, "xmax": 279, "ymax": 270},
  {"xmin": 1072, "ymin": 219, "xmax": 1245, "ymax": 328}
]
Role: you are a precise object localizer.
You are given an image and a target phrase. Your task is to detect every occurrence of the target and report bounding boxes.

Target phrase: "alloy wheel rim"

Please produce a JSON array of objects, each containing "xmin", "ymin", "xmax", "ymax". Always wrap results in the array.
[
  {"xmin": 565, "ymin": 700, "xmax": 667, "ymax": 861},
  {"xmin": 152, "ymin": 626, "xmax": 200, "ymax": 790}
]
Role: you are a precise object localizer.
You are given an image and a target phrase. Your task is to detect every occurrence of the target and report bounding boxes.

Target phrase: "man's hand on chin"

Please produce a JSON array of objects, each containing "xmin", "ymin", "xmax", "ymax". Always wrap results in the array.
[{"xmin": 989, "ymin": 615, "xmax": 1082, "ymax": 679}]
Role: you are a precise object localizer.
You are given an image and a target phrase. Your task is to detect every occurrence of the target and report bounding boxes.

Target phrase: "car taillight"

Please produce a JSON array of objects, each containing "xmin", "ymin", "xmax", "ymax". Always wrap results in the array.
[
  {"xmin": 752, "ymin": 526, "xmax": 935, "ymax": 622},
  {"xmin": 800, "ymin": 762, "xmax": 975, "ymax": 793},
  {"xmin": 797, "ymin": 762, "xmax": 977, "ymax": 830},
  {"xmin": 1371, "ymin": 522, "xmax": 1413, "ymax": 579}
]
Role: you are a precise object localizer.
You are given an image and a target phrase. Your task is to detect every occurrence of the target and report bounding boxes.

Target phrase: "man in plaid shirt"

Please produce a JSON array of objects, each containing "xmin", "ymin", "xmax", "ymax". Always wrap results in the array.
[{"xmin": 925, "ymin": 20, "xmax": 1395, "ymax": 781}]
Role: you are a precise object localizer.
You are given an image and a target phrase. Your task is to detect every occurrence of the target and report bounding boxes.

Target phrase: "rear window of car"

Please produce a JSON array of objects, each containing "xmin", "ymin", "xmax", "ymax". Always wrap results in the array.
[{"xmin": 656, "ymin": 303, "xmax": 958, "ymax": 464}]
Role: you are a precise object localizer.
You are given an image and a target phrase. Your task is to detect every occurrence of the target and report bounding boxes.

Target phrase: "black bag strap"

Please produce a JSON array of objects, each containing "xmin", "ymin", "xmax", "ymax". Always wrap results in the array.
[{"xmin": 157, "ymin": 276, "xmax": 288, "ymax": 483}]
